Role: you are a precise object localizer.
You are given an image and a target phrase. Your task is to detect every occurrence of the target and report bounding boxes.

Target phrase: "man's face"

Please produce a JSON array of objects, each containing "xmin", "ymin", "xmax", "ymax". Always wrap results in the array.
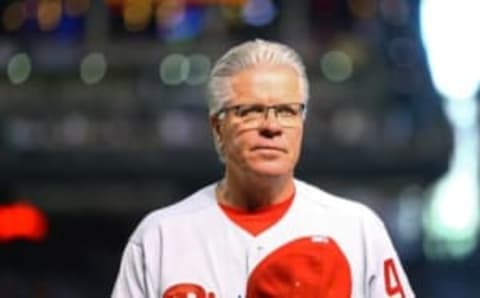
[{"xmin": 211, "ymin": 64, "xmax": 304, "ymax": 178}]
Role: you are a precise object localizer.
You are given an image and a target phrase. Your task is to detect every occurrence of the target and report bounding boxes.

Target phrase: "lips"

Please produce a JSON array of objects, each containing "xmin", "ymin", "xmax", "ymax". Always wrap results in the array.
[{"xmin": 251, "ymin": 145, "xmax": 287, "ymax": 153}]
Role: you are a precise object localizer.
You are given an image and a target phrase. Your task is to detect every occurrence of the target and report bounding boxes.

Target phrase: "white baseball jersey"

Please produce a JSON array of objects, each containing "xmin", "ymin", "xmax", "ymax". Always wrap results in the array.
[{"xmin": 111, "ymin": 179, "xmax": 415, "ymax": 298}]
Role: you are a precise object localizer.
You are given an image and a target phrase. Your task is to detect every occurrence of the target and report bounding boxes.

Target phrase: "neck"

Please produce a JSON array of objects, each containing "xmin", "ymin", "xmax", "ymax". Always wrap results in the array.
[{"xmin": 217, "ymin": 171, "xmax": 295, "ymax": 211}]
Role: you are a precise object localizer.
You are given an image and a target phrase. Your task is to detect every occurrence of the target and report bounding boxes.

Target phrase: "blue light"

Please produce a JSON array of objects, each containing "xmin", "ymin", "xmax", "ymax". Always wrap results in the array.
[
  {"xmin": 157, "ymin": 6, "xmax": 205, "ymax": 42},
  {"xmin": 53, "ymin": 15, "xmax": 86, "ymax": 41},
  {"xmin": 242, "ymin": 0, "xmax": 277, "ymax": 27}
]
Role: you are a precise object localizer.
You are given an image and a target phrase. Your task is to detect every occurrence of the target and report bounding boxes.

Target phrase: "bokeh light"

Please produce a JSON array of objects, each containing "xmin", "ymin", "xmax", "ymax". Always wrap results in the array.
[
  {"xmin": 242, "ymin": 0, "xmax": 277, "ymax": 27},
  {"xmin": 37, "ymin": 0, "xmax": 63, "ymax": 32},
  {"xmin": 159, "ymin": 54, "xmax": 189, "ymax": 85},
  {"xmin": 348, "ymin": 0, "xmax": 377, "ymax": 19},
  {"xmin": 155, "ymin": 0, "xmax": 185, "ymax": 28},
  {"xmin": 423, "ymin": 237, "xmax": 477, "ymax": 261},
  {"xmin": 396, "ymin": 185, "xmax": 423, "ymax": 244},
  {"xmin": 2, "ymin": 1, "xmax": 26, "ymax": 32},
  {"xmin": 426, "ymin": 175, "xmax": 478, "ymax": 239},
  {"xmin": 185, "ymin": 54, "xmax": 211, "ymax": 86},
  {"xmin": 321, "ymin": 50, "xmax": 354, "ymax": 83},
  {"xmin": 62, "ymin": 113, "xmax": 89, "ymax": 146},
  {"xmin": 423, "ymin": 170, "xmax": 479, "ymax": 259},
  {"xmin": 157, "ymin": 112, "xmax": 196, "ymax": 147},
  {"xmin": 155, "ymin": 1, "xmax": 206, "ymax": 42},
  {"xmin": 123, "ymin": 0, "xmax": 153, "ymax": 32},
  {"xmin": 331, "ymin": 109, "xmax": 368, "ymax": 145},
  {"xmin": 80, "ymin": 52, "xmax": 108, "ymax": 85},
  {"xmin": 6, "ymin": 118, "xmax": 35, "ymax": 149},
  {"xmin": 7, "ymin": 53, "xmax": 32, "ymax": 85},
  {"xmin": 421, "ymin": 0, "xmax": 480, "ymax": 260},
  {"xmin": 421, "ymin": 0, "xmax": 480, "ymax": 101},
  {"xmin": 0, "ymin": 202, "xmax": 48, "ymax": 242},
  {"xmin": 65, "ymin": 0, "xmax": 91, "ymax": 17},
  {"xmin": 380, "ymin": 0, "xmax": 409, "ymax": 26},
  {"xmin": 221, "ymin": 4, "xmax": 244, "ymax": 25}
]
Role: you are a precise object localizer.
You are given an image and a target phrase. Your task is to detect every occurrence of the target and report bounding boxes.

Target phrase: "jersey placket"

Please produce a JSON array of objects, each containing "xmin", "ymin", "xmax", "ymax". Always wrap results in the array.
[{"xmin": 246, "ymin": 240, "xmax": 268, "ymax": 273}]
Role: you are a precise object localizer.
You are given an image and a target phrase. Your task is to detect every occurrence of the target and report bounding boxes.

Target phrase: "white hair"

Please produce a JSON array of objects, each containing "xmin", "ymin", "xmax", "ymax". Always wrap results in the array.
[{"xmin": 207, "ymin": 39, "xmax": 309, "ymax": 116}]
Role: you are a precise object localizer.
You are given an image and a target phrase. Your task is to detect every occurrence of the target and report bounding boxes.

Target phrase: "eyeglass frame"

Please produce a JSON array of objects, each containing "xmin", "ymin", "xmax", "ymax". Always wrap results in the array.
[{"xmin": 213, "ymin": 102, "xmax": 307, "ymax": 128}]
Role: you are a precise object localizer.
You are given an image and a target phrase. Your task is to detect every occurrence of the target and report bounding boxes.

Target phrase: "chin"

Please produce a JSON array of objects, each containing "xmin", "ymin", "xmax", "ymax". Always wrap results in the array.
[{"xmin": 248, "ymin": 161, "xmax": 293, "ymax": 177}]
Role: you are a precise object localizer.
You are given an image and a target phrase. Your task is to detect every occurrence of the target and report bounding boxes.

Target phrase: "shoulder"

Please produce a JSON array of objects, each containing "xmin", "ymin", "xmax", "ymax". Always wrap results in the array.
[
  {"xmin": 294, "ymin": 179, "xmax": 384, "ymax": 224},
  {"xmin": 129, "ymin": 183, "xmax": 218, "ymax": 244}
]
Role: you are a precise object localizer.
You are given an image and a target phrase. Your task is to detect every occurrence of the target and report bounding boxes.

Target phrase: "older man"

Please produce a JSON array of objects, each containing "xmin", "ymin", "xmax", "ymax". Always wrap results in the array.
[{"xmin": 112, "ymin": 39, "xmax": 415, "ymax": 298}]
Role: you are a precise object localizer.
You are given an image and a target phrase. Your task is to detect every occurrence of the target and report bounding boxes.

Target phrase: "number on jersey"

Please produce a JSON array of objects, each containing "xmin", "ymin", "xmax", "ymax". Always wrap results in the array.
[{"xmin": 384, "ymin": 258, "xmax": 405, "ymax": 298}]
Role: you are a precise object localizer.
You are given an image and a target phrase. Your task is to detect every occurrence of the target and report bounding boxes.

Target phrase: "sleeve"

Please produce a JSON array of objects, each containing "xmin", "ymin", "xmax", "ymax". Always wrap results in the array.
[
  {"xmin": 363, "ymin": 209, "xmax": 415, "ymax": 298},
  {"xmin": 111, "ymin": 241, "xmax": 148, "ymax": 298},
  {"xmin": 111, "ymin": 211, "xmax": 164, "ymax": 298}
]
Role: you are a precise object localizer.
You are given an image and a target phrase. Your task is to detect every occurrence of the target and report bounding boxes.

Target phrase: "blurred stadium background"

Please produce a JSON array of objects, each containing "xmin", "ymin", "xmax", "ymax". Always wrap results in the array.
[{"xmin": 0, "ymin": 0, "xmax": 479, "ymax": 297}]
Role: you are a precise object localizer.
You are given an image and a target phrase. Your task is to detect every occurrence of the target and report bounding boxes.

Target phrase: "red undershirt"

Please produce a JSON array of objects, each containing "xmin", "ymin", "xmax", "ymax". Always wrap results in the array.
[{"xmin": 218, "ymin": 194, "xmax": 294, "ymax": 236}]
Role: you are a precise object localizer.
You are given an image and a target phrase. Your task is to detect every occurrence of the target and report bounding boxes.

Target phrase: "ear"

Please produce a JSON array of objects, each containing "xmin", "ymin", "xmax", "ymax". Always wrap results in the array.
[{"xmin": 210, "ymin": 116, "xmax": 223, "ymax": 141}]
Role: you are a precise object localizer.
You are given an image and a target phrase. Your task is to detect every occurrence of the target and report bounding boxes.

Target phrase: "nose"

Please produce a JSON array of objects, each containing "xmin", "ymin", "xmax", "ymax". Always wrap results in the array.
[{"xmin": 259, "ymin": 108, "xmax": 282, "ymax": 137}]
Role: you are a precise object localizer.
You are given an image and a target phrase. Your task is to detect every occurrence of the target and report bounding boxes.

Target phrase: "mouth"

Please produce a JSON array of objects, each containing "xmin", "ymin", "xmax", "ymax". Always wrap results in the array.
[{"xmin": 251, "ymin": 146, "xmax": 287, "ymax": 153}]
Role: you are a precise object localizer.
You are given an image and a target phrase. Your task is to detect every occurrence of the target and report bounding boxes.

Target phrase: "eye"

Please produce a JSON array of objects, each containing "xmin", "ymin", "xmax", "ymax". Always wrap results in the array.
[
  {"xmin": 275, "ymin": 104, "xmax": 298, "ymax": 117},
  {"xmin": 235, "ymin": 105, "xmax": 265, "ymax": 118}
]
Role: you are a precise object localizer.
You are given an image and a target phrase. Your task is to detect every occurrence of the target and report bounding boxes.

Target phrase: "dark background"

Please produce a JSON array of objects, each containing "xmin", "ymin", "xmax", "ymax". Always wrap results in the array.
[{"xmin": 0, "ymin": 0, "xmax": 478, "ymax": 297}]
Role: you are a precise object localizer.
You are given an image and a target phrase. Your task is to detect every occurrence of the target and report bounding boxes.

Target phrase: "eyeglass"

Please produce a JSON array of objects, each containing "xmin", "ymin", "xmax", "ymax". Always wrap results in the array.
[{"xmin": 215, "ymin": 102, "xmax": 306, "ymax": 128}]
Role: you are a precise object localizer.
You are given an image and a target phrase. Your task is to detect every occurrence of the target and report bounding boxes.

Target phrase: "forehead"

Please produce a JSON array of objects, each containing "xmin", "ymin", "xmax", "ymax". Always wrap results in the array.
[{"xmin": 228, "ymin": 64, "xmax": 302, "ymax": 104}]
